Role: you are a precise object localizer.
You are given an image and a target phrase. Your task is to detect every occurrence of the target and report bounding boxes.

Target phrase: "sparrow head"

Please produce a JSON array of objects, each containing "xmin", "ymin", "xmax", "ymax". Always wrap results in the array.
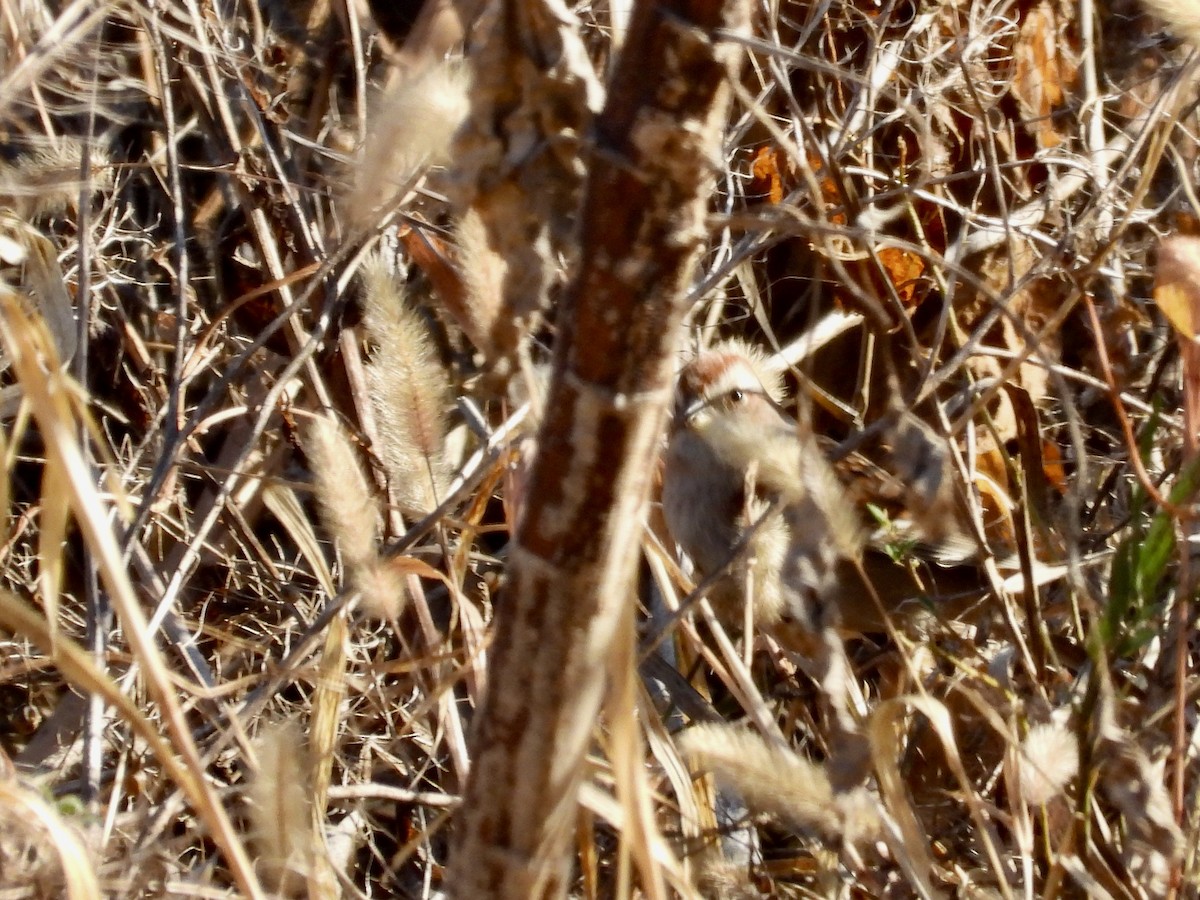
[{"xmin": 673, "ymin": 339, "xmax": 786, "ymax": 430}]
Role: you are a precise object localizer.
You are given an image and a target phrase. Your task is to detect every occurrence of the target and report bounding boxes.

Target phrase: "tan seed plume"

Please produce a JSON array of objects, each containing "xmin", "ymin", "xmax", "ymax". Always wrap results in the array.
[
  {"xmin": 1015, "ymin": 722, "xmax": 1079, "ymax": 806},
  {"xmin": 678, "ymin": 723, "xmax": 881, "ymax": 849},
  {"xmin": 0, "ymin": 138, "xmax": 111, "ymax": 220},
  {"xmin": 306, "ymin": 415, "xmax": 406, "ymax": 618},
  {"xmin": 247, "ymin": 720, "xmax": 317, "ymax": 896},
  {"xmin": 343, "ymin": 59, "xmax": 471, "ymax": 229},
  {"xmin": 1142, "ymin": 0, "xmax": 1200, "ymax": 47},
  {"xmin": 359, "ymin": 254, "xmax": 452, "ymax": 517}
]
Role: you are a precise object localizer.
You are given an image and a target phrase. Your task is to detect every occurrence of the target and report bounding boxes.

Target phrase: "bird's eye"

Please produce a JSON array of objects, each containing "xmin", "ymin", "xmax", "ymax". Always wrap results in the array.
[{"xmin": 728, "ymin": 389, "xmax": 745, "ymax": 403}]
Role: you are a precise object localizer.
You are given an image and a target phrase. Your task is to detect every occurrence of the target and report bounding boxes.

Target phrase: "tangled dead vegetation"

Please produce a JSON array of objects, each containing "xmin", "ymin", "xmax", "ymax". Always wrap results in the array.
[{"xmin": 0, "ymin": 0, "xmax": 1199, "ymax": 896}]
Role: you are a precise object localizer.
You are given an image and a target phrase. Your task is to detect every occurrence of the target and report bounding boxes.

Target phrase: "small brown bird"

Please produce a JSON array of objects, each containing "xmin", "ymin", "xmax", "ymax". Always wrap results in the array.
[{"xmin": 661, "ymin": 339, "xmax": 987, "ymax": 645}]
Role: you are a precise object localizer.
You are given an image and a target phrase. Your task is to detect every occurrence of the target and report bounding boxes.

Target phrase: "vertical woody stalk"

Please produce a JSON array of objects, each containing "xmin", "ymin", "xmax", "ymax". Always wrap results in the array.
[{"xmin": 446, "ymin": 0, "xmax": 752, "ymax": 896}]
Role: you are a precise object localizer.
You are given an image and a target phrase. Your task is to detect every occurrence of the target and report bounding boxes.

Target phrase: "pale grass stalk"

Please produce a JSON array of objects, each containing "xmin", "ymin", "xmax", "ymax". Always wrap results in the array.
[
  {"xmin": 0, "ymin": 422, "xmax": 9, "ymax": 547},
  {"xmin": 359, "ymin": 255, "xmax": 451, "ymax": 516},
  {"xmin": 0, "ymin": 214, "xmax": 77, "ymax": 364},
  {"xmin": 869, "ymin": 696, "xmax": 1014, "ymax": 900},
  {"xmin": 576, "ymin": 782, "xmax": 696, "ymax": 897},
  {"xmin": 605, "ymin": 598, "xmax": 671, "ymax": 900},
  {"xmin": 640, "ymin": 695, "xmax": 715, "ymax": 887},
  {"xmin": 866, "ymin": 704, "xmax": 945, "ymax": 899},
  {"xmin": 405, "ymin": 567, "xmax": 472, "ymax": 783},
  {"xmin": 309, "ymin": 609, "xmax": 349, "ymax": 877},
  {"xmin": 37, "ymin": 451, "xmax": 67, "ymax": 648},
  {"xmin": 694, "ymin": 598, "xmax": 787, "ymax": 746},
  {"xmin": 640, "ymin": 544, "xmax": 718, "ymax": 870},
  {"xmin": 999, "ymin": 723, "xmax": 1039, "ymax": 895},
  {"xmin": 260, "ymin": 480, "xmax": 337, "ymax": 597}
]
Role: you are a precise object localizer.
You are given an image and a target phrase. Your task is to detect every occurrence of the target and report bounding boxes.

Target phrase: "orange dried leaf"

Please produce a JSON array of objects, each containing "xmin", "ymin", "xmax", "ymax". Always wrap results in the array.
[
  {"xmin": 1041, "ymin": 440, "xmax": 1067, "ymax": 494},
  {"xmin": 389, "ymin": 553, "xmax": 451, "ymax": 586},
  {"xmin": 877, "ymin": 246, "xmax": 926, "ymax": 309},
  {"xmin": 397, "ymin": 224, "xmax": 467, "ymax": 322},
  {"xmin": 1156, "ymin": 236, "xmax": 1200, "ymax": 448},
  {"xmin": 1173, "ymin": 212, "xmax": 1200, "ymax": 236},
  {"xmin": 1010, "ymin": 0, "xmax": 1080, "ymax": 148},
  {"xmin": 974, "ymin": 445, "xmax": 1017, "ymax": 552},
  {"xmin": 1157, "ymin": 284, "xmax": 1197, "ymax": 338},
  {"xmin": 749, "ymin": 146, "xmax": 784, "ymax": 204}
]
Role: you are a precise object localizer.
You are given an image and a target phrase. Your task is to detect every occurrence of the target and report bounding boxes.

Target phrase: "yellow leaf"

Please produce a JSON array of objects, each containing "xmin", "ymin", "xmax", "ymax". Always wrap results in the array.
[{"xmin": 1155, "ymin": 236, "xmax": 1200, "ymax": 339}]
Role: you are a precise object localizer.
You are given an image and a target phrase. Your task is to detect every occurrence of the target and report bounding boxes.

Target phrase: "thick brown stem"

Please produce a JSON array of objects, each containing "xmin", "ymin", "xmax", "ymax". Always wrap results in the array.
[{"xmin": 445, "ymin": 0, "xmax": 751, "ymax": 896}]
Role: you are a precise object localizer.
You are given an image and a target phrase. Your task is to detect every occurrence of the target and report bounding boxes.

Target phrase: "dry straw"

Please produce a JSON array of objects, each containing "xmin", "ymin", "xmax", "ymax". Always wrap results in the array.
[{"xmin": 0, "ymin": 776, "xmax": 99, "ymax": 899}]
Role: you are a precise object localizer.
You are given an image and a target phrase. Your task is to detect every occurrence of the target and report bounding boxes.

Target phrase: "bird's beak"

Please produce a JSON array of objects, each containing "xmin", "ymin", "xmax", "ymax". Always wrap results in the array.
[
  {"xmin": 681, "ymin": 397, "xmax": 707, "ymax": 422},
  {"xmin": 675, "ymin": 395, "xmax": 712, "ymax": 428}
]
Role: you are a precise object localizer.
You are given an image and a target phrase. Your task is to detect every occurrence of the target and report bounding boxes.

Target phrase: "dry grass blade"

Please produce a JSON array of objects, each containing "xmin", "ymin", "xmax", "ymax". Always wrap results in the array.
[
  {"xmin": 1, "ymin": 0, "xmax": 1197, "ymax": 894},
  {"xmin": 308, "ymin": 608, "xmax": 348, "ymax": 878},
  {"xmin": 0, "ymin": 292, "xmax": 265, "ymax": 898},
  {"xmin": 575, "ymin": 781, "xmax": 695, "ymax": 898},
  {"xmin": 261, "ymin": 479, "xmax": 337, "ymax": 598},
  {"xmin": 605, "ymin": 603, "xmax": 670, "ymax": 900},
  {"xmin": 0, "ymin": 214, "xmax": 76, "ymax": 367},
  {"xmin": 870, "ymin": 696, "xmax": 1014, "ymax": 899}
]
